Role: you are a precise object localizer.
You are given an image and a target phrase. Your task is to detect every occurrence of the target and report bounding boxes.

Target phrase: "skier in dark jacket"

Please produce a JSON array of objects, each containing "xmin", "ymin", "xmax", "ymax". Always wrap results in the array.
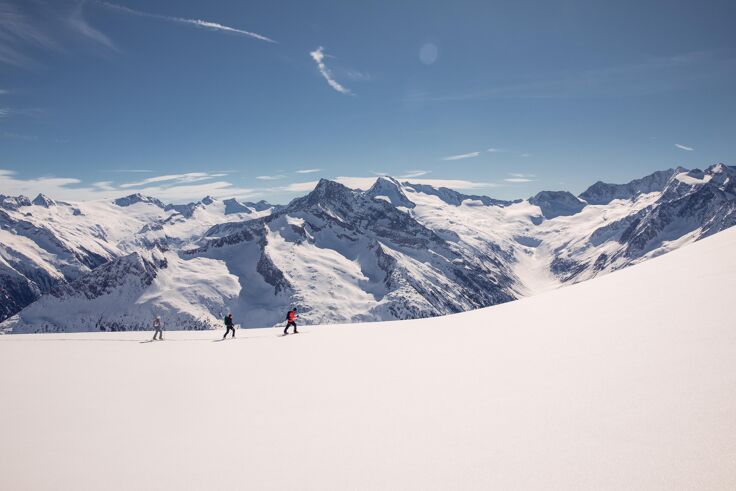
[
  {"xmin": 284, "ymin": 308, "xmax": 299, "ymax": 335},
  {"xmin": 223, "ymin": 313, "xmax": 235, "ymax": 339},
  {"xmin": 152, "ymin": 315, "xmax": 163, "ymax": 341}
]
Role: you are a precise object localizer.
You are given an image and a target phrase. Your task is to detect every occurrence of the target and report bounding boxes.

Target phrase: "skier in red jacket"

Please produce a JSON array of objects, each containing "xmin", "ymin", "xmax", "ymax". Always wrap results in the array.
[{"xmin": 284, "ymin": 307, "xmax": 299, "ymax": 335}]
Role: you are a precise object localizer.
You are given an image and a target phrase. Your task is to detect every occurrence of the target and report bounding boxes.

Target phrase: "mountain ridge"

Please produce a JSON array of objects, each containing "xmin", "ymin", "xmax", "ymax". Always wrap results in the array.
[{"xmin": 1, "ymin": 163, "xmax": 735, "ymax": 332}]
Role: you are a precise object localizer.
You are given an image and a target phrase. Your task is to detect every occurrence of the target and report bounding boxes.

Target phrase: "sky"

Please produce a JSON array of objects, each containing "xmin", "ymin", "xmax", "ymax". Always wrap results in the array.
[{"xmin": 1, "ymin": 0, "xmax": 735, "ymax": 204}]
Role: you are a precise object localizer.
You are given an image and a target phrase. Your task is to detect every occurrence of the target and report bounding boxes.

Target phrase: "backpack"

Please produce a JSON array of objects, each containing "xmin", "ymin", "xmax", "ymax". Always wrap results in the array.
[{"xmin": 285, "ymin": 310, "xmax": 291, "ymax": 321}]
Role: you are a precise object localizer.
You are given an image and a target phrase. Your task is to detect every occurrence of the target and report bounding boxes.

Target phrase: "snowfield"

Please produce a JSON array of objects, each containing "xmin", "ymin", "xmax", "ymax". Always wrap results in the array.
[{"xmin": 0, "ymin": 226, "xmax": 735, "ymax": 490}]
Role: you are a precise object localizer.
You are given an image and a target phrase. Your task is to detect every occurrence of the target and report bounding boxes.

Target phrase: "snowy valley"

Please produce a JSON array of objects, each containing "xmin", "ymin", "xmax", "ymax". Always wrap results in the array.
[{"xmin": 1, "ymin": 163, "xmax": 735, "ymax": 332}]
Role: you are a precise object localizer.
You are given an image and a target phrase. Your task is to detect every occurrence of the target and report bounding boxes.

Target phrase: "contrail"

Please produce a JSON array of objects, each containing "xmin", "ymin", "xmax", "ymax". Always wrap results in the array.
[
  {"xmin": 310, "ymin": 46, "xmax": 352, "ymax": 95},
  {"xmin": 96, "ymin": 1, "xmax": 276, "ymax": 43}
]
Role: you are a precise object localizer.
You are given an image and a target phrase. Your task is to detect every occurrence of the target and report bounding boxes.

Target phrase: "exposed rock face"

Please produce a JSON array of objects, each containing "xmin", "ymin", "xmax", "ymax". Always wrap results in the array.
[
  {"xmin": 114, "ymin": 194, "xmax": 166, "ymax": 208},
  {"xmin": 529, "ymin": 191, "xmax": 586, "ymax": 219}
]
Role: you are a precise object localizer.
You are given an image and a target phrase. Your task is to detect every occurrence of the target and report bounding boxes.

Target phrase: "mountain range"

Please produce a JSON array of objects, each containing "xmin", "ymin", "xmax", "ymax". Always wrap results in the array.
[{"xmin": 1, "ymin": 163, "xmax": 734, "ymax": 333}]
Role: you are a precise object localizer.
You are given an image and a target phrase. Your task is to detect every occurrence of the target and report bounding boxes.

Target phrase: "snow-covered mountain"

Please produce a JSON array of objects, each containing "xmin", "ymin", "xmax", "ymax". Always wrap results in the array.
[{"xmin": 1, "ymin": 163, "xmax": 734, "ymax": 332}]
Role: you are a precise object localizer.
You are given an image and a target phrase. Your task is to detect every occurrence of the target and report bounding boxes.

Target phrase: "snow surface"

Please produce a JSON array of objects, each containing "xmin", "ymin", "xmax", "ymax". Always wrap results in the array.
[{"xmin": 1, "ymin": 226, "xmax": 735, "ymax": 490}]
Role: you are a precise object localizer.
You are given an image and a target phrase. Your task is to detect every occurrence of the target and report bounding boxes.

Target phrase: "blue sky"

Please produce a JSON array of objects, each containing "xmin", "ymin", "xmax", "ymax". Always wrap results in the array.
[{"xmin": 1, "ymin": 0, "xmax": 735, "ymax": 203}]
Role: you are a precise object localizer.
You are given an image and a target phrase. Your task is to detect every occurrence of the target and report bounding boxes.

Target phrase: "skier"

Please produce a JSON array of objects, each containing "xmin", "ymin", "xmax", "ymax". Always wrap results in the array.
[
  {"xmin": 284, "ymin": 307, "xmax": 299, "ymax": 335},
  {"xmin": 223, "ymin": 313, "xmax": 236, "ymax": 339},
  {"xmin": 152, "ymin": 315, "xmax": 163, "ymax": 341}
]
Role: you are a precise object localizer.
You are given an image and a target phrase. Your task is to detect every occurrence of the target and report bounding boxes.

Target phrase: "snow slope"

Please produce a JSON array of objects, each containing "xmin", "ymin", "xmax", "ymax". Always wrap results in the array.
[{"xmin": 1, "ymin": 226, "xmax": 734, "ymax": 490}]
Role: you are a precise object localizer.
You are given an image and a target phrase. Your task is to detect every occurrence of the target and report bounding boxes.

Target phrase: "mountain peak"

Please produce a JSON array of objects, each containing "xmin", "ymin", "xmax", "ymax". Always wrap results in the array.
[
  {"xmin": 579, "ymin": 168, "xmax": 684, "ymax": 205},
  {"xmin": 366, "ymin": 176, "xmax": 415, "ymax": 208},
  {"xmin": 32, "ymin": 193, "xmax": 56, "ymax": 207},
  {"xmin": 311, "ymin": 178, "xmax": 352, "ymax": 197},
  {"xmin": 706, "ymin": 162, "xmax": 735, "ymax": 176},
  {"xmin": 223, "ymin": 198, "xmax": 252, "ymax": 215},
  {"xmin": 114, "ymin": 193, "xmax": 165, "ymax": 208}
]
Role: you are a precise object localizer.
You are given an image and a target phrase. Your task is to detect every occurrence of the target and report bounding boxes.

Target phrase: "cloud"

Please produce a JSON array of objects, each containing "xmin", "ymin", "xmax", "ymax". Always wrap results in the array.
[
  {"xmin": 309, "ymin": 47, "xmax": 352, "ymax": 95},
  {"xmin": 0, "ymin": 169, "xmax": 88, "ymax": 200},
  {"xmin": 487, "ymin": 148, "xmax": 507, "ymax": 153},
  {"xmin": 400, "ymin": 170, "xmax": 429, "ymax": 178},
  {"xmin": 0, "ymin": 1, "xmax": 116, "ymax": 68},
  {"xmin": 68, "ymin": 1, "xmax": 116, "ymax": 51},
  {"xmin": 96, "ymin": 1, "xmax": 276, "ymax": 43},
  {"xmin": 110, "ymin": 169, "xmax": 153, "ymax": 173},
  {"xmin": 675, "ymin": 143, "xmax": 694, "ymax": 151},
  {"xmin": 520, "ymin": 153, "xmax": 531, "ymax": 157},
  {"xmin": 0, "ymin": 2, "xmax": 58, "ymax": 67},
  {"xmin": 296, "ymin": 168, "xmax": 322, "ymax": 174},
  {"xmin": 0, "ymin": 168, "xmax": 257, "ymax": 203},
  {"xmin": 119, "ymin": 172, "xmax": 227, "ymax": 188},
  {"xmin": 1, "ymin": 130, "xmax": 37, "ymax": 141},
  {"xmin": 443, "ymin": 151, "xmax": 480, "ymax": 161},
  {"xmin": 92, "ymin": 180, "xmax": 116, "ymax": 191},
  {"xmin": 281, "ymin": 180, "xmax": 320, "ymax": 192},
  {"xmin": 504, "ymin": 172, "xmax": 535, "ymax": 183},
  {"xmin": 256, "ymin": 174, "xmax": 286, "ymax": 180}
]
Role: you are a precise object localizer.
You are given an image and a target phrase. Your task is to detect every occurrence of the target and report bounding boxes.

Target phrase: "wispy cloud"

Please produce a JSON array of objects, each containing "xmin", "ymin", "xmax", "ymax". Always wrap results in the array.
[
  {"xmin": 0, "ymin": 1, "xmax": 58, "ymax": 67},
  {"xmin": 119, "ymin": 172, "xmax": 227, "ymax": 188},
  {"xmin": 0, "ymin": 1, "xmax": 116, "ymax": 68},
  {"xmin": 97, "ymin": 1, "xmax": 276, "ymax": 43},
  {"xmin": 401, "ymin": 170, "xmax": 429, "ymax": 178},
  {"xmin": 443, "ymin": 151, "xmax": 480, "ymax": 161},
  {"xmin": 256, "ymin": 174, "xmax": 286, "ymax": 180},
  {"xmin": 296, "ymin": 168, "xmax": 322, "ymax": 174},
  {"xmin": 92, "ymin": 180, "xmax": 116, "ymax": 191},
  {"xmin": 309, "ymin": 47, "xmax": 352, "ymax": 95},
  {"xmin": 487, "ymin": 148, "xmax": 508, "ymax": 153},
  {"xmin": 675, "ymin": 143, "xmax": 694, "ymax": 151},
  {"xmin": 281, "ymin": 180, "xmax": 320, "ymax": 192},
  {"xmin": 0, "ymin": 168, "xmax": 257, "ymax": 203},
  {"xmin": 68, "ymin": 1, "xmax": 116, "ymax": 51},
  {"xmin": 1, "ymin": 130, "xmax": 37, "ymax": 141},
  {"xmin": 504, "ymin": 173, "xmax": 536, "ymax": 183},
  {"xmin": 520, "ymin": 153, "xmax": 531, "ymax": 158},
  {"xmin": 110, "ymin": 169, "xmax": 153, "ymax": 173},
  {"xmin": 399, "ymin": 169, "xmax": 429, "ymax": 179}
]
